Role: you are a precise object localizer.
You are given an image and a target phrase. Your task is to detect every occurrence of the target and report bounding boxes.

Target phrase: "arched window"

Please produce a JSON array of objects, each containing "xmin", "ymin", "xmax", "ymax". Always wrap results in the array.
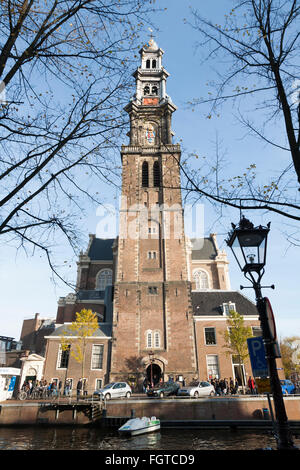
[
  {"xmin": 193, "ymin": 270, "xmax": 209, "ymax": 290},
  {"xmin": 153, "ymin": 161, "xmax": 160, "ymax": 187},
  {"xmin": 152, "ymin": 59, "xmax": 157, "ymax": 68},
  {"xmin": 152, "ymin": 85, "xmax": 158, "ymax": 95},
  {"xmin": 147, "ymin": 331, "xmax": 152, "ymax": 348},
  {"xmin": 142, "ymin": 161, "xmax": 149, "ymax": 187},
  {"xmin": 154, "ymin": 331, "xmax": 160, "ymax": 348},
  {"xmin": 96, "ymin": 269, "xmax": 112, "ymax": 291},
  {"xmin": 146, "ymin": 331, "xmax": 161, "ymax": 349},
  {"xmin": 146, "ymin": 59, "xmax": 151, "ymax": 69},
  {"xmin": 144, "ymin": 85, "xmax": 150, "ymax": 95}
]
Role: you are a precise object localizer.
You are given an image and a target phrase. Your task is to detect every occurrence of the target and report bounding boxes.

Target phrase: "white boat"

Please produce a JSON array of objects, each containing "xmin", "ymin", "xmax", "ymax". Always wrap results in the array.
[{"xmin": 118, "ymin": 416, "xmax": 160, "ymax": 436}]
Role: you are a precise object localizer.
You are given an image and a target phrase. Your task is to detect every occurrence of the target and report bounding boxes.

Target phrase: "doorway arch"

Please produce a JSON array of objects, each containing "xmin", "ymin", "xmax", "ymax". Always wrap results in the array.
[{"xmin": 146, "ymin": 363, "xmax": 162, "ymax": 386}]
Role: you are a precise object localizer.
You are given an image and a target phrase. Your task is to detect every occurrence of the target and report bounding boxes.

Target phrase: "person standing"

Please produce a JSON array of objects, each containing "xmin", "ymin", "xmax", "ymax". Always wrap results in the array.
[
  {"xmin": 248, "ymin": 376, "xmax": 256, "ymax": 395},
  {"xmin": 76, "ymin": 379, "xmax": 82, "ymax": 400}
]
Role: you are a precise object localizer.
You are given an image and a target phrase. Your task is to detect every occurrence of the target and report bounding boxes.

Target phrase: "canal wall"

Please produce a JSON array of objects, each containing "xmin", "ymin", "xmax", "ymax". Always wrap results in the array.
[{"xmin": 0, "ymin": 396, "xmax": 300, "ymax": 426}]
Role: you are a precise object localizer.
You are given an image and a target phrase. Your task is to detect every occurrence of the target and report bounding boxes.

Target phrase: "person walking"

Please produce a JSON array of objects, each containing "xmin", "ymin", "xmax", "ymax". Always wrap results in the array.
[{"xmin": 76, "ymin": 379, "xmax": 82, "ymax": 401}]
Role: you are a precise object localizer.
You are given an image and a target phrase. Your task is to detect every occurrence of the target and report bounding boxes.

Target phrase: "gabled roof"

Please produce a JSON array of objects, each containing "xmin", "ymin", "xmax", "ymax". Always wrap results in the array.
[
  {"xmin": 192, "ymin": 290, "xmax": 258, "ymax": 316},
  {"xmin": 87, "ymin": 238, "xmax": 115, "ymax": 261}
]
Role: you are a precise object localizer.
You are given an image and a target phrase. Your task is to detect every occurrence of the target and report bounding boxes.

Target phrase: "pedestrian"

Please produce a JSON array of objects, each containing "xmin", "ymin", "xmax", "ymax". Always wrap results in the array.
[
  {"xmin": 83, "ymin": 379, "xmax": 88, "ymax": 397},
  {"xmin": 229, "ymin": 378, "xmax": 234, "ymax": 395},
  {"xmin": 215, "ymin": 379, "xmax": 221, "ymax": 396},
  {"xmin": 234, "ymin": 378, "xmax": 239, "ymax": 395},
  {"xmin": 248, "ymin": 376, "xmax": 256, "ymax": 395},
  {"xmin": 76, "ymin": 378, "xmax": 82, "ymax": 400}
]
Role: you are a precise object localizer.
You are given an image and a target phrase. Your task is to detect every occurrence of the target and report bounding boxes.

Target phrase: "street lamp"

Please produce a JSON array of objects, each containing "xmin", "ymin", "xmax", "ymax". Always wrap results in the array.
[
  {"xmin": 226, "ymin": 216, "xmax": 297, "ymax": 450},
  {"xmin": 149, "ymin": 351, "xmax": 154, "ymax": 388}
]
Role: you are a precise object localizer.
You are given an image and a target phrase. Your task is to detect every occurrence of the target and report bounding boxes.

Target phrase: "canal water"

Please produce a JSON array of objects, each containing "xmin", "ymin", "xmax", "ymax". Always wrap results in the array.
[{"xmin": 0, "ymin": 426, "xmax": 299, "ymax": 450}]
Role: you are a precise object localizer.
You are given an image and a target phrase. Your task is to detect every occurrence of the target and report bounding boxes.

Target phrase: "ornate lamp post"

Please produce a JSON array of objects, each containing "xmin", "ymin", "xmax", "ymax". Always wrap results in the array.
[
  {"xmin": 226, "ymin": 216, "xmax": 297, "ymax": 450},
  {"xmin": 149, "ymin": 350, "xmax": 154, "ymax": 388}
]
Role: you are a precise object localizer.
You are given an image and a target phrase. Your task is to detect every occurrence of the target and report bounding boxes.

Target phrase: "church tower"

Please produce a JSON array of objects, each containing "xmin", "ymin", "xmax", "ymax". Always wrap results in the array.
[{"xmin": 110, "ymin": 39, "xmax": 198, "ymax": 385}]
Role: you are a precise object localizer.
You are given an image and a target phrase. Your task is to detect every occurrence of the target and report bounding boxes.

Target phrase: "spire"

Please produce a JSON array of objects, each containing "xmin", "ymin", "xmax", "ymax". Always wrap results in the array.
[{"xmin": 130, "ymin": 38, "xmax": 174, "ymax": 107}]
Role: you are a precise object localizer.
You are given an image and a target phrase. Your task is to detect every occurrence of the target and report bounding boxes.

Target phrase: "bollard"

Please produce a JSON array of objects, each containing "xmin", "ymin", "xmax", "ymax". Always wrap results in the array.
[{"xmin": 262, "ymin": 408, "xmax": 270, "ymax": 420}]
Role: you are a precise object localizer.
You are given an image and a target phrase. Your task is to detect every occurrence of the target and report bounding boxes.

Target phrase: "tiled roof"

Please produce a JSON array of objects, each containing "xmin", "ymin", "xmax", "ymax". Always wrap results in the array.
[
  {"xmin": 50, "ymin": 323, "xmax": 112, "ymax": 338},
  {"xmin": 192, "ymin": 290, "xmax": 258, "ymax": 316}
]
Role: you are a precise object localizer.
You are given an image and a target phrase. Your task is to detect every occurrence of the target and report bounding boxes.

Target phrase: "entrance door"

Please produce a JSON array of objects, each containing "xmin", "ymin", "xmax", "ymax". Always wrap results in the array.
[{"xmin": 146, "ymin": 363, "xmax": 162, "ymax": 386}]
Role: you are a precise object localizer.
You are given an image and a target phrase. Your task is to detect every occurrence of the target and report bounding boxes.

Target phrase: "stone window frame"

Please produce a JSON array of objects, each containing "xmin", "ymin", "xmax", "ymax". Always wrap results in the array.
[
  {"xmin": 95, "ymin": 268, "xmax": 113, "ymax": 291},
  {"xmin": 95, "ymin": 378, "xmax": 102, "ymax": 390},
  {"xmin": 56, "ymin": 344, "xmax": 70, "ymax": 370},
  {"xmin": 91, "ymin": 344, "xmax": 104, "ymax": 370},
  {"xmin": 204, "ymin": 327, "xmax": 217, "ymax": 346},
  {"xmin": 206, "ymin": 354, "xmax": 220, "ymax": 380},
  {"xmin": 192, "ymin": 268, "xmax": 210, "ymax": 290},
  {"xmin": 222, "ymin": 302, "xmax": 236, "ymax": 316},
  {"xmin": 145, "ymin": 330, "xmax": 161, "ymax": 349}
]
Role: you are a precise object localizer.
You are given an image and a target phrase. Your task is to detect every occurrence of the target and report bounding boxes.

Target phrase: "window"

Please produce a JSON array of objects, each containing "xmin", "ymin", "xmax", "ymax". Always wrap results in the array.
[
  {"xmin": 142, "ymin": 161, "xmax": 149, "ymax": 187},
  {"xmin": 91, "ymin": 344, "xmax": 104, "ymax": 370},
  {"xmin": 144, "ymin": 85, "xmax": 150, "ymax": 95},
  {"xmin": 152, "ymin": 59, "xmax": 157, "ymax": 68},
  {"xmin": 193, "ymin": 270, "xmax": 209, "ymax": 290},
  {"xmin": 152, "ymin": 85, "xmax": 158, "ymax": 95},
  {"xmin": 153, "ymin": 161, "xmax": 160, "ymax": 187},
  {"xmin": 148, "ymin": 251, "xmax": 157, "ymax": 259},
  {"xmin": 95, "ymin": 379, "xmax": 102, "ymax": 390},
  {"xmin": 154, "ymin": 332, "xmax": 160, "ymax": 348},
  {"xmin": 96, "ymin": 269, "xmax": 112, "ymax": 291},
  {"xmin": 146, "ymin": 59, "xmax": 150, "ymax": 69},
  {"xmin": 148, "ymin": 286, "xmax": 158, "ymax": 295},
  {"xmin": 205, "ymin": 327, "xmax": 216, "ymax": 345},
  {"xmin": 57, "ymin": 345, "xmax": 70, "ymax": 369},
  {"xmin": 222, "ymin": 303, "xmax": 236, "ymax": 315},
  {"xmin": 206, "ymin": 355, "xmax": 220, "ymax": 380},
  {"xmin": 146, "ymin": 330, "xmax": 161, "ymax": 349}
]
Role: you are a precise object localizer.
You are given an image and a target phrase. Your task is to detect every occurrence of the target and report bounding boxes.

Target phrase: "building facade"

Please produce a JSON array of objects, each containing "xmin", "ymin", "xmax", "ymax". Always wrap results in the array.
[{"xmin": 43, "ymin": 39, "xmax": 266, "ymax": 394}]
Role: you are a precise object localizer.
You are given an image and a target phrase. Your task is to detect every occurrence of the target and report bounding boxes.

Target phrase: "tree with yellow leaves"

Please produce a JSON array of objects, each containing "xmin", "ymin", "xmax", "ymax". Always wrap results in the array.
[
  {"xmin": 223, "ymin": 310, "xmax": 253, "ymax": 394},
  {"xmin": 60, "ymin": 308, "xmax": 99, "ymax": 393}
]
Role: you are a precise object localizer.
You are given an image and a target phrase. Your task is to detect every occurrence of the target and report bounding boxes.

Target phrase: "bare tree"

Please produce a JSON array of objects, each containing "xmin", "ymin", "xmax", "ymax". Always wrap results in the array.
[
  {"xmin": 0, "ymin": 0, "xmax": 156, "ymax": 284},
  {"xmin": 180, "ymin": 0, "xmax": 300, "ymax": 225}
]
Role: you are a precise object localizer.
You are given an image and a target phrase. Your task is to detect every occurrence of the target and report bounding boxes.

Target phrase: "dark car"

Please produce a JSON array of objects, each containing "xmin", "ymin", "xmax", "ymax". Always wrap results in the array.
[{"xmin": 147, "ymin": 382, "xmax": 180, "ymax": 398}]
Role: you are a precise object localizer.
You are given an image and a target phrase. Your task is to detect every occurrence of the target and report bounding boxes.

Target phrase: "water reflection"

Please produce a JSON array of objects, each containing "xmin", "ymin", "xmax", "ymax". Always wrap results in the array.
[{"xmin": 0, "ymin": 427, "xmax": 299, "ymax": 450}]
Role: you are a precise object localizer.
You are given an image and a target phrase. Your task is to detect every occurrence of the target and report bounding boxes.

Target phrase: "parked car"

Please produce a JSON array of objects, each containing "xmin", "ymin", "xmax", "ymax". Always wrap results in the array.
[
  {"xmin": 146, "ymin": 382, "xmax": 180, "ymax": 398},
  {"xmin": 93, "ymin": 382, "xmax": 132, "ymax": 400},
  {"xmin": 177, "ymin": 381, "xmax": 215, "ymax": 398},
  {"xmin": 280, "ymin": 380, "xmax": 295, "ymax": 395}
]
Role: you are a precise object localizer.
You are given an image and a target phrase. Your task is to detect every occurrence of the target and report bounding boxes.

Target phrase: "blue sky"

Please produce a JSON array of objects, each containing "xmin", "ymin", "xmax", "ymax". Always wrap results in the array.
[{"xmin": 0, "ymin": 0, "xmax": 299, "ymax": 341}]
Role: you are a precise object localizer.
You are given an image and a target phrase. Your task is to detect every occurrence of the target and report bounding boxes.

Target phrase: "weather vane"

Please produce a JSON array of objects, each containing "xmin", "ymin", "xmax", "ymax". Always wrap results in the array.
[{"xmin": 148, "ymin": 27, "xmax": 154, "ymax": 40}]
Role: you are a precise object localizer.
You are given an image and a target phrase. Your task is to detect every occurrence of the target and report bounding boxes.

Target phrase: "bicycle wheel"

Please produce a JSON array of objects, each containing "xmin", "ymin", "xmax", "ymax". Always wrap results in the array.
[{"xmin": 18, "ymin": 391, "xmax": 27, "ymax": 400}]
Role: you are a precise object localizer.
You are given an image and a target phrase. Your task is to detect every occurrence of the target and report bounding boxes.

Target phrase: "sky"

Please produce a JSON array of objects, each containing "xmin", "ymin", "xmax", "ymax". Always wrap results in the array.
[{"xmin": 0, "ymin": 0, "xmax": 299, "ymax": 341}]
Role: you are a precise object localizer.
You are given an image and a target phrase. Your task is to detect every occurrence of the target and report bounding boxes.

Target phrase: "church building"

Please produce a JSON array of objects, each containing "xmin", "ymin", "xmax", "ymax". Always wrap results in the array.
[{"xmin": 43, "ymin": 39, "xmax": 261, "ymax": 394}]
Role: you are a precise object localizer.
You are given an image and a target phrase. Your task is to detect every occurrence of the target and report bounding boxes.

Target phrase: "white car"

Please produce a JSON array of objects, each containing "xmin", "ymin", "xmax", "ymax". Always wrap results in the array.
[
  {"xmin": 177, "ymin": 381, "xmax": 215, "ymax": 398},
  {"xmin": 93, "ymin": 382, "xmax": 132, "ymax": 400}
]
